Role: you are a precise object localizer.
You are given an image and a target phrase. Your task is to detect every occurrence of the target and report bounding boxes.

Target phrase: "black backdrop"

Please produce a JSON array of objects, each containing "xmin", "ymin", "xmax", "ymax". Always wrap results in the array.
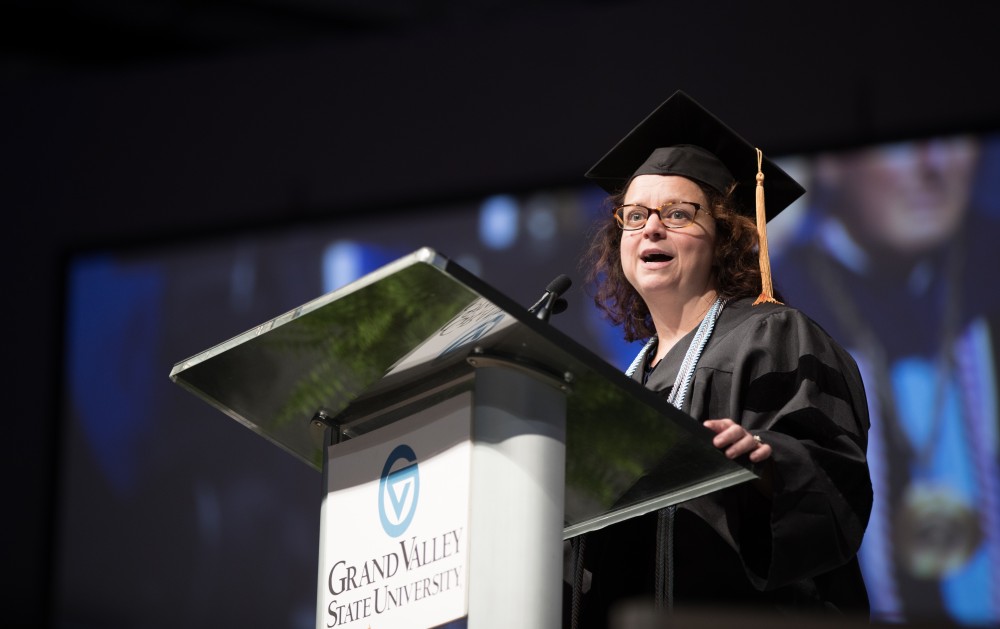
[{"xmin": 5, "ymin": 1, "xmax": 1000, "ymax": 625}]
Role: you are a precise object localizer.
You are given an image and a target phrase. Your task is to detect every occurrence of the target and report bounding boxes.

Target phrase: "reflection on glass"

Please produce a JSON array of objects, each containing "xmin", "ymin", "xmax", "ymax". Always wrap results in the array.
[{"xmin": 170, "ymin": 249, "xmax": 756, "ymax": 534}]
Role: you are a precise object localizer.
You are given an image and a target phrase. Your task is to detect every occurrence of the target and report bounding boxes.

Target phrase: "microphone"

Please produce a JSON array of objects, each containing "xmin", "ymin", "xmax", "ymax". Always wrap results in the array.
[{"xmin": 528, "ymin": 274, "xmax": 572, "ymax": 322}]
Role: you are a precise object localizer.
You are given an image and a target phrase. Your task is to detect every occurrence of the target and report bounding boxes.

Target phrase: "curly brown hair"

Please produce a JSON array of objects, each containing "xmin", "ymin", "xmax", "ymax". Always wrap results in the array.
[{"xmin": 583, "ymin": 179, "xmax": 763, "ymax": 342}]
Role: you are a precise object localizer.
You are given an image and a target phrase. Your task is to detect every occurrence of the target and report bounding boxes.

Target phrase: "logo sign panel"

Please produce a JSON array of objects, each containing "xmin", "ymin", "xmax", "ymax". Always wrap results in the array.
[
  {"xmin": 379, "ymin": 444, "xmax": 420, "ymax": 537},
  {"xmin": 318, "ymin": 394, "xmax": 472, "ymax": 629}
]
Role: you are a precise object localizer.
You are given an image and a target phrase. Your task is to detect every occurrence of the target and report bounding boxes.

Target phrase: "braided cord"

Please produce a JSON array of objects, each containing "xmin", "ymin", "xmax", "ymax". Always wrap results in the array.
[{"xmin": 667, "ymin": 297, "xmax": 726, "ymax": 410}]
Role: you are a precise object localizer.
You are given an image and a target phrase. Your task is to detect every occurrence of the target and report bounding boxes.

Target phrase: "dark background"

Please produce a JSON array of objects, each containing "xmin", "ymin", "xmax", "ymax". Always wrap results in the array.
[{"xmin": 4, "ymin": 1, "xmax": 1000, "ymax": 626}]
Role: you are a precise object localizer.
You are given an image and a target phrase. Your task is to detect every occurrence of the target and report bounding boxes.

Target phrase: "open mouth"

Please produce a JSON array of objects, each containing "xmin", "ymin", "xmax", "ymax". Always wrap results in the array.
[{"xmin": 641, "ymin": 252, "xmax": 673, "ymax": 263}]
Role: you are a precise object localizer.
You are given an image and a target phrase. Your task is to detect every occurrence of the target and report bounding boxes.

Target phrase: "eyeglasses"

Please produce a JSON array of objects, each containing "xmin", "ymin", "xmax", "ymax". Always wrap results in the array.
[{"xmin": 613, "ymin": 202, "xmax": 705, "ymax": 230}]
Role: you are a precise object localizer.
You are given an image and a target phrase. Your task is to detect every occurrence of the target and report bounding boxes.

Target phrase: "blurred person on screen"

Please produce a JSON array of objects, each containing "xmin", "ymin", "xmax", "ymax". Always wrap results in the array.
[{"xmin": 773, "ymin": 136, "xmax": 1000, "ymax": 625}]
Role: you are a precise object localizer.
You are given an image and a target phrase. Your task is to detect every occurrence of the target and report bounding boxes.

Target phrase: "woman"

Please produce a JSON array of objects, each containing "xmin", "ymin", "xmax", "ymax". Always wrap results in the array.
[{"xmin": 572, "ymin": 92, "xmax": 873, "ymax": 626}]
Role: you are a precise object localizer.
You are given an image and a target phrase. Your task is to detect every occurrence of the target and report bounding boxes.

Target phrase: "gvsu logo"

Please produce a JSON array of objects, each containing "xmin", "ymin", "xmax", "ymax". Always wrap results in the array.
[{"xmin": 378, "ymin": 444, "xmax": 420, "ymax": 537}]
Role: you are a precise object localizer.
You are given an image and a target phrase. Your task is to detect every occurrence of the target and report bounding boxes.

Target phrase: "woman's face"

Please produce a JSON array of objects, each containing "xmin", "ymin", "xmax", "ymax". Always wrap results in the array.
[{"xmin": 619, "ymin": 175, "xmax": 717, "ymax": 307}]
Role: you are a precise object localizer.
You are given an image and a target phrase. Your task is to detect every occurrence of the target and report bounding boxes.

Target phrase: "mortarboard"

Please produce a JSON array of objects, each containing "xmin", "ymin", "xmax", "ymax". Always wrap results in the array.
[{"xmin": 584, "ymin": 90, "xmax": 805, "ymax": 305}]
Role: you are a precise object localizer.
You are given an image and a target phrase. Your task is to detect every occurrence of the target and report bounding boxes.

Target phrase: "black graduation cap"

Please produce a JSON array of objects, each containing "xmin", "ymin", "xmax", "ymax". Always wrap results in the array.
[
  {"xmin": 584, "ymin": 90, "xmax": 804, "ymax": 222},
  {"xmin": 584, "ymin": 90, "xmax": 804, "ymax": 304}
]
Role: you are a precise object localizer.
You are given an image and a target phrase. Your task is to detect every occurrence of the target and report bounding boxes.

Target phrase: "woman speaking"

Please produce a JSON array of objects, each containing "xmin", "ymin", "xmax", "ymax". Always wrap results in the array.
[{"xmin": 572, "ymin": 91, "xmax": 873, "ymax": 627}]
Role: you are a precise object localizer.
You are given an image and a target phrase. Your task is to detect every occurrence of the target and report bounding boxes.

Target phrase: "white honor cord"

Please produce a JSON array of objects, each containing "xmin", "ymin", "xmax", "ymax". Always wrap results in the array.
[
  {"xmin": 667, "ymin": 297, "xmax": 725, "ymax": 411},
  {"xmin": 625, "ymin": 338, "xmax": 657, "ymax": 378},
  {"xmin": 625, "ymin": 297, "xmax": 726, "ymax": 411}
]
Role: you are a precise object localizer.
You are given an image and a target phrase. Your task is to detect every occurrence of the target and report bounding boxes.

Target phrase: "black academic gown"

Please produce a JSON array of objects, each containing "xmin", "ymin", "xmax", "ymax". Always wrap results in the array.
[{"xmin": 575, "ymin": 298, "xmax": 873, "ymax": 627}]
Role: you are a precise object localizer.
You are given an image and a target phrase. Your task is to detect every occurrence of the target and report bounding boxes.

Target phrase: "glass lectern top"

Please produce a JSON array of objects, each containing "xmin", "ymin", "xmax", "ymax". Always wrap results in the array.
[{"xmin": 170, "ymin": 247, "xmax": 755, "ymax": 537}]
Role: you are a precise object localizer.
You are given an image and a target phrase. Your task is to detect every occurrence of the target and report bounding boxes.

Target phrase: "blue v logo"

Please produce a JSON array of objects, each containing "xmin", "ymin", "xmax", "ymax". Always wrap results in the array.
[{"xmin": 379, "ymin": 444, "xmax": 420, "ymax": 537}]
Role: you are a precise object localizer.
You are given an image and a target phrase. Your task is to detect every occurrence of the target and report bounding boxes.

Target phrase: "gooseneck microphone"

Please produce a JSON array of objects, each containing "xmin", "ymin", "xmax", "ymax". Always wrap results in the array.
[{"xmin": 528, "ymin": 274, "xmax": 572, "ymax": 322}]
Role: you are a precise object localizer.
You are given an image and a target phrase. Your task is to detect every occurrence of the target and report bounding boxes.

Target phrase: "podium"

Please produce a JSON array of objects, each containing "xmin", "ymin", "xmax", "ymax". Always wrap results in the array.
[{"xmin": 169, "ymin": 247, "xmax": 756, "ymax": 628}]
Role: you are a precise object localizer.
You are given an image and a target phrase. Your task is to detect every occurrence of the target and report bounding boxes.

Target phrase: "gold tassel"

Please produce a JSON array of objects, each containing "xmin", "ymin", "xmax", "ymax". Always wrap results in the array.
[{"xmin": 753, "ymin": 147, "xmax": 782, "ymax": 305}]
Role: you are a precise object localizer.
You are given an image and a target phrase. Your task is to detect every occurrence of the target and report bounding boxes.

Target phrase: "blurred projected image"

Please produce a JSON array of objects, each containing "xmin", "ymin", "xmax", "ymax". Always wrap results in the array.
[
  {"xmin": 773, "ymin": 135, "xmax": 1000, "ymax": 624},
  {"xmin": 57, "ymin": 133, "xmax": 1000, "ymax": 628}
]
